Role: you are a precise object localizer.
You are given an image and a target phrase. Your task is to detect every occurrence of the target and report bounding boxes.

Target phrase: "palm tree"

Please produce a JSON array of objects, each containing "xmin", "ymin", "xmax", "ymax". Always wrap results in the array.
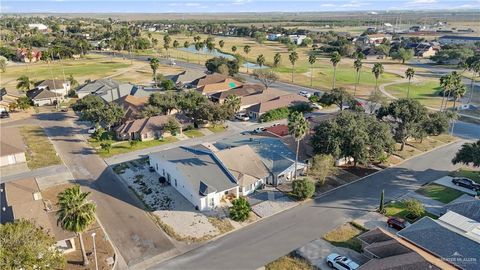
[
  {"xmin": 466, "ymin": 58, "xmax": 480, "ymax": 103},
  {"xmin": 353, "ymin": 58, "xmax": 362, "ymax": 97},
  {"xmin": 219, "ymin": 40, "xmax": 225, "ymax": 49},
  {"xmin": 371, "ymin": 63, "xmax": 384, "ymax": 94},
  {"xmin": 330, "ymin": 52, "xmax": 341, "ymax": 89},
  {"xmin": 243, "ymin": 45, "xmax": 251, "ymax": 73},
  {"xmin": 195, "ymin": 42, "xmax": 203, "ymax": 64},
  {"xmin": 16, "ymin": 75, "xmax": 32, "ymax": 91},
  {"xmin": 440, "ymin": 73, "xmax": 453, "ymax": 111},
  {"xmin": 163, "ymin": 35, "xmax": 171, "ymax": 56},
  {"xmin": 308, "ymin": 53, "xmax": 317, "ymax": 87},
  {"xmin": 289, "ymin": 51, "xmax": 299, "ymax": 83},
  {"xmin": 183, "ymin": 41, "xmax": 190, "ymax": 61},
  {"xmin": 288, "ymin": 111, "xmax": 310, "ymax": 180},
  {"xmin": 193, "ymin": 35, "xmax": 201, "ymax": 43},
  {"xmin": 405, "ymin": 68, "xmax": 415, "ymax": 98},
  {"xmin": 256, "ymin": 54, "xmax": 265, "ymax": 67},
  {"xmin": 149, "ymin": 58, "xmax": 160, "ymax": 85},
  {"xmin": 452, "ymin": 84, "xmax": 467, "ymax": 110},
  {"xmin": 224, "ymin": 95, "xmax": 241, "ymax": 115},
  {"xmin": 57, "ymin": 185, "xmax": 96, "ymax": 266},
  {"xmin": 231, "ymin": 45, "xmax": 237, "ymax": 53},
  {"xmin": 206, "ymin": 41, "xmax": 215, "ymax": 53},
  {"xmin": 273, "ymin": 52, "xmax": 281, "ymax": 68}
]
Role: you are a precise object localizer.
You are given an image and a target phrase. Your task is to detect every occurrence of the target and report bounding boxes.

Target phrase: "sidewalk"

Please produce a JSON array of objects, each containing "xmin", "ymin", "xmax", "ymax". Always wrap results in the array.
[{"xmin": 0, "ymin": 164, "xmax": 70, "ymax": 183}]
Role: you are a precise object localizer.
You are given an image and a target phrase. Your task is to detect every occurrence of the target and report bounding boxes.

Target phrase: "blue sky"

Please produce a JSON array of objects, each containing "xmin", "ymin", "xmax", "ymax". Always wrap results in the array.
[{"xmin": 1, "ymin": 0, "xmax": 479, "ymax": 13}]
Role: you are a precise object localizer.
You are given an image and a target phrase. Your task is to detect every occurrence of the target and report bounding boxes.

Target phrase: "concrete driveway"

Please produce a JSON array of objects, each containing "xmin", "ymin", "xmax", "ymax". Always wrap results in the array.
[{"xmin": 434, "ymin": 176, "xmax": 477, "ymax": 196}]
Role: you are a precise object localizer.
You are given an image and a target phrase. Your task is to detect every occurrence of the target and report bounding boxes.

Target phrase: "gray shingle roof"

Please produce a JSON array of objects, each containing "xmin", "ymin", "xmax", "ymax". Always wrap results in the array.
[
  {"xmin": 397, "ymin": 217, "xmax": 480, "ymax": 270},
  {"xmin": 26, "ymin": 88, "xmax": 58, "ymax": 100},
  {"xmin": 76, "ymin": 79, "xmax": 120, "ymax": 94},
  {"xmin": 149, "ymin": 146, "xmax": 237, "ymax": 196},
  {"xmin": 443, "ymin": 196, "xmax": 480, "ymax": 222}
]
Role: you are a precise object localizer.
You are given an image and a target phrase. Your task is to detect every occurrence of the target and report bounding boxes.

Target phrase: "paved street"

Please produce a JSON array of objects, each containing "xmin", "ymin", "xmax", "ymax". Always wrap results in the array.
[{"xmin": 152, "ymin": 140, "xmax": 465, "ymax": 270}]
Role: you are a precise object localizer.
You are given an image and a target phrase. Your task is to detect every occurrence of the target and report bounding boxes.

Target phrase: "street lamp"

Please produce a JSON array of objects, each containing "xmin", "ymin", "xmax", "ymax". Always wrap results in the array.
[{"xmin": 91, "ymin": 232, "xmax": 98, "ymax": 270}]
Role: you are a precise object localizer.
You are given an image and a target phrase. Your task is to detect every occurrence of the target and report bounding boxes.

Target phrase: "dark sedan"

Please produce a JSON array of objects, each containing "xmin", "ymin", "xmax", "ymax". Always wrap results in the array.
[{"xmin": 452, "ymin": 177, "xmax": 480, "ymax": 191}]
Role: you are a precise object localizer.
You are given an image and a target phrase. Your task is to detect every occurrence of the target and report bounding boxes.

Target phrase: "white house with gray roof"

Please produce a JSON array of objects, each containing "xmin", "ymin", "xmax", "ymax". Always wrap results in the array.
[{"xmin": 149, "ymin": 146, "xmax": 239, "ymax": 211}]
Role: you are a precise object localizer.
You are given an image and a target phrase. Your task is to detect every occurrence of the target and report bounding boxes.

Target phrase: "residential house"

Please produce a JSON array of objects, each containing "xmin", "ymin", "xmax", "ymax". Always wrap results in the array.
[
  {"xmin": 0, "ymin": 178, "xmax": 76, "ymax": 253},
  {"xmin": 439, "ymin": 35, "xmax": 480, "ymax": 45},
  {"xmin": 196, "ymin": 78, "xmax": 243, "ymax": 96},
  {"xmin": 262, "ymin": 124, "xmax": 290, "ymax": 138},
  {"xmin": 115, "ymin": 115, "xmax": 185, "ymax": 141},
  {"xmin": 405, "ymin": 42, "xmax": 439, "ymax": 58},
  {"xmin": 215, "ymin": 145, "xmax": 270, "ymax": 196},
  {"xmin": 28, "ymin": 23, "xmax": 48, "ymax": 31},
  {"xmin": 356, "ymin": 34, "xmax": 392, "ymax": 46},
  {"xmin": 362, "ymin": 47, "xmax": 386, "ymax": 60},
  {"xmin": 289, "ymin": 35, "xmax": 307, "ymax": 45},
  {"xmin": 165, "ymin": 70, "xmax": 206, "ymax": 89},
  {"xmin": 76, "ymin": 79, "xmax": 120, "ymax": 99},
  {"xmin": 149, "ymin": 146, "xmax": 239, "ymax": 211},
  {"xmin": 0, "ymin": 87, "xmax": 21, "ymax": 112},
  {"xmin": 36, "ymin": 79, "xmax": 71, "ymax": 97},
  {"xmin": 112, "ymin": 94, "xmax": 148, "ymax": 121},
  {"xmin": 357, "ymin": 228, "xmax": 452, "ymax": 270},
  {"xmin": 190, "ymin": 73, "xmax": 232, "ymax": 88},
  {"xmin": 245, "ymin": 93, "xmax": 309, "ymax": 119},
  {"xmin": 441, "ymin": 194, "xmax": 480, "ymax": 222},
  {"xmin": 0, "ymin": 127, "xmax": 26, "ymax": 167},
  {"xmin": 210, "ymin": 84, "xmax": 265, "ymax": 103},
  {"xmin": 397, "ymin": 217, "xmax": 480, "ymax": 270},
  {"xmin": 214, "ymin": 135, "xmax": 307, "ymax": 186},
  {"xmin": 16, "ymin": 48, "xmax": 42, "ymax": 63},
  {"xmin": 267, "ymin": 33, "xmax": 283, "ymax": 41},
  {"xmin": 239, "ymin": 88, "xmax": 290, "ymax": 110},
  {"xmin": 26, "ymin": 88, "xmax": 61, "ymax": 106}
]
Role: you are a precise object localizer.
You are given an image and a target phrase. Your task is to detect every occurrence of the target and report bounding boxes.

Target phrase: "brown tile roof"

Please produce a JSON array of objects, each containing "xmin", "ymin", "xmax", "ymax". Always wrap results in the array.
[
  {"xmin": 246, "ymin": 94, "xmax": 309, "ymax": 114},
  {"xmin": 113, "ymin": 95, "xmax": 148, "ymax": 120},
  {"xmin": 196, "ymin": 79, "xmax": 242, "ymax": 95},
  {"xmin": 210, "ymin": 84, "xmax": 265, "ymax": 101},
  {"xmin": 264, "ymin": 124, "xmax": 289, "ymax": 137},
  {"xmin": 240, "ymin": 88, "xmax": 290, "ymax": 108},
  {"xmin": 192, "ymin": 73, "xmax": 229, "ymax": 86},
  {"xmin": 0, "ymin": 127, "xmax": 25, "ymax": 156},
  {"xmin": 116, "ymin": 115, "xmax": 172, "ymax": 135}
]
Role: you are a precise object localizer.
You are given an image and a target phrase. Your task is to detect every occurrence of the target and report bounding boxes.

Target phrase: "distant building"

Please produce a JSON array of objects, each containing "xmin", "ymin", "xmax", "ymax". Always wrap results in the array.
[
  {"xmin": 28, "ymin": 23, "xmax": 48, "ymax": 32},
  {"xmin": 439, "ymin": 35, "xmax": 480, "ymax": 45},
  {"xmin": 0, "ymin": 87, "xmax": 21, "ymax": 112},
  {"xmin": 288, "ymin": 35, "xmax": 307, "ymax": 45},
  {"xmin": 267, "ymin": 33, "xmax": 283, "ymax": 41},
  {"xmin": 16, "ymin": 48, "xmax": 42, "ymax": 63},
  {"xmin": 36, "ymin": 79, "xmax": 71, "ymax": 97}
]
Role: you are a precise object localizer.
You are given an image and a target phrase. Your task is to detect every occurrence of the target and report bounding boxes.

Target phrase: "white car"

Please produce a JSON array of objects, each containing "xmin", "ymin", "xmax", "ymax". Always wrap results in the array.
[
  {"xmin": 251, "ymin": 127, "xmax": 265, "ymax": 134},
  {"xmin": 235, "ymin": 113, "xmax": 250, "ymax": 121},
  {"xmin": 326, "ymin": 253, "xmax": 359, "ymax": 270},
  {"xmin": 310, "ymin": 103, "xmax": 323, "ymax": 110},
  {"xmin": 299, "ymin": 91, "xmax": 312, "ymax": 98},
  {"xmin": 87, "ymin": 127, "xmax": 97, "ymax": 134}
]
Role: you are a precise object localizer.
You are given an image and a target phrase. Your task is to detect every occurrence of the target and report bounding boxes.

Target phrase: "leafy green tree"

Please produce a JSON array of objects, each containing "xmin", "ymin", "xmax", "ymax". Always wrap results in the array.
[
  {"xmin": 149, "ymin": 91, "xmax": 178, "ymax": 115},
  {"xmin": 353, "ymin": 58, "xmax": 362, "ymax": 97},
  {"xmin": 252, "ymin": 69, "xmax": 278, "ymax": 90},
  {"xmin": 256, "ymin": 54, "xmax": 266, "ymax": 67},
  {"xmin": 229, "ymin": 197, "xmax": 251, "ymax": 222},
  {"xmin": 403, "ymin": 199, "xmax": 425, "ymax": 219},
  {"xmin": 422, "ymin": 111, "xmax": 454, "ymax": 136},
  {"xmin": 273, "ymin": 52, "xmax": 281, "ymax": 68},
  {"xmin": 309, "ymin": 154, "xmax": 336, "ymax": 185},
  {"xmin": 292, "ymin": 178, "xmax": 315, "ymax": 200},
  {"xmin": 452, "ymin": 140, "xmax": 480, "ymax": 167},
  {"xmin": 319, "ymin": 87, "xmax": 354, "ymax": 111},
  {"xmin": 98, "ymin": 104, "xmax": 124, "ymax": 130},
  {"xmin": 100, "ymin": 142, "xmax": 112, "ymax": 153},
  {"xmin": 164, "ymin": 117, "xmax": 180, "ymax": 135},
  {"xmin": 379, "ymin": 190, "xmax": 385, "ymax": 214},
  {"xmin": 431, "ymin": 46, "xmax": 474, "ymax": 64},
  {"xmin": 172, "ymin": 40, "xmax": 179, "ymax": 49},
  {"xmin": 129, "ymin": 139, "xmax": 139, "ymax": 148},
  {"xmin": 405, "ymin": 68, "xmax": 415, "ymax": 98},
  {"xmin": 16, "ymin": 75, "xmax": 33, "ymax": 91},
  {"xmin": 219, "ymin": 40, "xmax": 225, "ymax": 49},
  {"xmin": 163, "ymin": 34, "xmax": 171, "ymax": 55},
  {"xmin": 308, "ymin": 53, "xmax": 317, "ymax": 86},
  {"xmin": 0, "ymin": 220, "xmax": 65, "ymax": 270},
  {"xmin": 67, "ymin": 74, "xmax": 79, "ymax": 89},
  {"xmin": 161, "ymin": 79, "xmax": 176, "ymax": 90},
  {"xmin": 288, "ymin": 51, "xmax": 298, "ymax": 83},
  {"xmin": 206, "ymin": 41, "xmax": 215, "ymax": 53},
  {"xmin": 57, "ymin": 185, "xmax": 96, "ymax": 266},
  {"xmin": 141, "ymin": 104, "xmax": 162, "ymax": 117},
  {"xmin": 377, "ymin": 98, "xmax": 428, "ymax": 150},
  {"xmin": 0, "ymin": 55, "xmax": 7, "ymax": 72},
  {"xmin": 372, "ymin": 63, "xmax": 384, "ymax": 94},
  {"xmin": 205, "ymin": 56, "xmax": 239, "ymax": 76},
  {"xmin": 393, "ymin": 48, "xmax": 414, "ymax": 64},
  {"xmin": 16, "ymin": 96, "xmax": 32, "ymax": 111},
  {"xmin": 231, "ymin": 45, "xmax": 237, "ymax": 53},
  {"xmin": 330, "ymin": 51, "xmax": 341, "ymax": 89},
  {"xmin": 149, "ymin": 57, "xmax": 160, "ymax": 85},
  {"xmin": 243, "ymin": 45, "xmax": 251, "ymax": 73},
  {"xmin": 288, "ymin": 111, "xmax": 310, "ymax": 179}
]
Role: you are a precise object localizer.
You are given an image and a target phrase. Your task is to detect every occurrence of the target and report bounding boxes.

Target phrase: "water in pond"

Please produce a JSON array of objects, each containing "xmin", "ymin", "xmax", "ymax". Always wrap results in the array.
[{"xmin": 178, "ymin": 45, "xmax": 267, "ymax": 69}]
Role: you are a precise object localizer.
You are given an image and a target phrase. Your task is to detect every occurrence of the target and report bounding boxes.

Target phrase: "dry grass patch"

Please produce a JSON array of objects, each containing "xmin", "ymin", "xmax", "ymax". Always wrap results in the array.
[
  {"xmin": 20, "ymin": 126, "xmax": 61, "ymax": 169},
  {"xmin": 323, "ymin": 222, "xmax": 366, "ymax": 252},
  {"xmin": 208, "ymin": 217, "xmax": 234, "ymax": 234},
  {"xmin": 265, "ymin": 255, "xmax": 314, "ymax": 270},
  {"xmin": 432, "ymin": 134, "xmax": 457, "ymax": 144},
  {"xmin": 394, "ymin": 144, "xmax": 423, "ymax": 160},
  {"xmin": 407, "ymin": 137, "xmax": 444, "ymax": 152}
]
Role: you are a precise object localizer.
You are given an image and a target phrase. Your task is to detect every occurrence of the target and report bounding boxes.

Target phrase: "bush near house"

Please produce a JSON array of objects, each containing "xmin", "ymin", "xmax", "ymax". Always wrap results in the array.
[
  {"xmin": 229, "ymin": 197, "xmax": 251, "ymax": 222},
  {"xmin": 291, "ymin": 178, "xmax": 315, "ymax": 200},
  {"xmin": 259, "ymin": 104, "xmax": 312, "ymax": 123}
]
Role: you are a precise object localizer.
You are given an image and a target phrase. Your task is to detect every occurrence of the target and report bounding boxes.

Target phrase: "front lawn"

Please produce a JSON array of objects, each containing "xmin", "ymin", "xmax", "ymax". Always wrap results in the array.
[
  {"xmin": 265, "ymin": 255, "xmax": 313, "ymax": 270},
  {"xmin": 97, "ymin": 137, "xmax": 178, "ymax": 158},
  {"xmin": 183, "ymin": 129, "xmax": 205, "ymax": 138},
  {"xmin": 416, "ymin": 183, "xmax": 464, "ymax": 204},
  {"xmin": 20, "ymin": 126, "xmax": 61, "ymax": 169},
  {"xmin": 323, "ymin": 223, "xmax": 366, "ymax": 252},
  {"xmin": 450, "ymin": 168, "xmax": 480, "ymax": 183},
  {"xmin": 385, "ymin": 80, "xmax": 451, "ymax": 108},
  {"xmin": 385, "ymin": 201, "xmax": 438, "ymax": 220},
  {"xmin": 207, "ymin": 124, "xmax": 226, "ymax": 133}
]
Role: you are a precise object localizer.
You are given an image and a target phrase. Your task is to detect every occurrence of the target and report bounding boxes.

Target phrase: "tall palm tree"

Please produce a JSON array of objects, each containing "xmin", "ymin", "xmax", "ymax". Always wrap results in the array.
[
  {"xmin": 439, "ymin": 73, "xmax": 453, "ymax": 111},
  {"xmin": 163, "ymin": 35, "xmax": 171, "ymax": 57},
  {"xmin": 16, "ymin": 75, "xmax": 32, "ymax": 91},
  {"xmin": 288, "ymin": 111, "xmax": 310, "ymax": 180},
  {"xmin": 206, "ymin": 42, "xmax": 215, "ymax": 53},
  {"xmin": 256, "ymin": 54, "xmax": 265, "ymax": 67},
  {"xmin": 243, "ymin": 45, "xmax": 251, "ymax": 73},
  {"xmin": 330, "ymin": 52, "xmax": 341, "ymax": 89},
  {"xmin": 371, "ymin": 63, "xmax": 384, "ymax": 94},
  {"xmin": 231, "ymin": 45, "xmax": 237, "ymax": 53},
  {"xmin": 452, "ymin": 84, "xmax": 467, "ymax": 110},
  {"xmin": 289, "ymin": 51, "xmax": 299, "ymax": 83},
  {"xmin": 273, "ymin": 52, "xmax": 281, "ymax": 68},
  {"xmin": 224, "ymin": 95, "xmax": 241, "ymax": 115},
  {"xmin": 219, "ymin": 40, "xmax": 225, "ymax": 49},
  {"xmin": 353, "ymin": 58, "xmax": 362, "ymax": 97},
  {"xmin": 466, "ymin": 58, "xmax": 480, "ymax": 103},
  {"xmin": 308, "ymin": 53, "xmax": 317, "ymax": 87},
  {"xmin": 149, "ymin": 57, "xmax": 160, "ymax": 85},
  {"xmin": 405, "ymin": 68, "xmax": 415, "ymax": 98},
  {"xmin": 57, "ymin": 185, "xmax": 96, "ymax": 266}
]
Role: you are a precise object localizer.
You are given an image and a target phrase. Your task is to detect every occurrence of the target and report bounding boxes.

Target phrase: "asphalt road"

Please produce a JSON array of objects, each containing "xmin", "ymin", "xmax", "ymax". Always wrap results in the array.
[{"xmin": 152, "ymin": 140, "xmax": 466, "ymax": 270}]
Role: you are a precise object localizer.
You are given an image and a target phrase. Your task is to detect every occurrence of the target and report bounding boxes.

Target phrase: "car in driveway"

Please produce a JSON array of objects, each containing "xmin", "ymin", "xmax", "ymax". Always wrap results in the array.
[
  {"xmin": 452, "ymin": 177, "xmax": 480, "ymax": 191},
  {"xmin": 87, "ymin": 127, "xmax": 97, "ymax": 134},
  {"xmin": 387, "ymin": 217, "xmax": 408, "ymax": 230},
  {"xmin": 251, "ymin": 127, "xmax": 265, "ymax": 134},
  {"xmin": 310, "ymin": 103, "xmax": 323, "ymax": 110},
  {"xmin": 0, "ymin": 111, "xmax": 10, "ymax": 119},
  {"xmin": 235, "ymin": 113, "xmax": 250, "ymax": 121},
  {"xmin": 299, "ymin": 90, "xmax": 312, "ymax": 98},
  {"xmin": 326, "ymin": 253, "xmax": 359, "ymax": 270}
]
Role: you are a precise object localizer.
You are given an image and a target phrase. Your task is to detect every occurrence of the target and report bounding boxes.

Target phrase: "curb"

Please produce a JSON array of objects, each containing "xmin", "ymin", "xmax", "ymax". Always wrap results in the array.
[{"xmin": 93, "ymin": 213, "xmax": 120, "ymax": 270}]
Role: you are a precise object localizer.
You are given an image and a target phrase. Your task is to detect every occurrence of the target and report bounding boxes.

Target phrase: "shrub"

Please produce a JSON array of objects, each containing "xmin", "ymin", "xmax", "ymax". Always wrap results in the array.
[
  {"xmin": 292, "ymin": 178, "xmax": 315, "ymax": 200},
  {"xmin": 403, "ymin": 199, "xmax": 425, "ymax": 219},
  {"xmin": 259, "ymin": 107, "xmax": 290, "ymax": 122},
  {"xmin": 229, "ymin": 197, "xmax": 251, "ymax": 222},
  {"xmin": 161, "ymin": 79, "xmax": 176, "ymax": 90}
]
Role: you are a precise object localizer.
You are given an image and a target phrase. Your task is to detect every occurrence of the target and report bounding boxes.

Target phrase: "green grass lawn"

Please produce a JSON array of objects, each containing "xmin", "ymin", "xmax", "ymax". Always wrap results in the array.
[
  {"xmin": 97, "ymin": 137, "xmax": 178, "ymax": 158},
  {"xmin": 384, "ymin": 201, "xmax": 438, "ymax": 220},
  {"xmin": 385, "ymin": 80, "xmax": 448, "ymax": 108},
  {"xmin": 183, "ymin": 129, "xmax": 205, "ymax": 138},
  {"xmin": 20, "ymin": 126, "xmax": 61, "ymax": 169},
  {"xmin": 207, "ymin": 124, "xmax": 226, "ymax": 133},
  {"xmin": 416, "ymin": 183, "xmax": 464, "ymax": 204},
  {"xmin": 450, "ymin": 168, "xmax": 480, "ymax": 183},
  {"xmin": 323, "ymin": 223, "xmax": 366, "ymax": 252},
  {"xmin": 265, "ymin": 255, "xmax": 313, "ymax": 270}
]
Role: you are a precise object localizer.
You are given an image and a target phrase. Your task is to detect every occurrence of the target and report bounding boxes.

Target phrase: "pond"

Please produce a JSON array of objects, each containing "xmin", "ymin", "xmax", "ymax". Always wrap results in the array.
[{"xmin": 178, "ymin": 45, "xmax": 267, "ymax": 69}]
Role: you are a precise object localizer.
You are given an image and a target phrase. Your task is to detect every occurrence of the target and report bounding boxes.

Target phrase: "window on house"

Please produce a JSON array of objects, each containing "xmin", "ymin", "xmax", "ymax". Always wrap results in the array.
[{"xmin": 174, "ymin": 179, "xmax": 177, "ymax": 187}]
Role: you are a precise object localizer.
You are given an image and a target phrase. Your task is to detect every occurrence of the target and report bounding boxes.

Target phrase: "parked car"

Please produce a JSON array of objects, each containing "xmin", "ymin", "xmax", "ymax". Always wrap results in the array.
[
  {"xmin": 326, "ymin": 253, "xmax": 359, "ymax": 270},
  {"xmin": 310, "ymin": 103, "xmax": 323, "ymax": 110},
  {"xmin": 387, "ymin": 217, "xmax": 407, "ymax": 230},
  {"xmin": 452, "ymin": 177, "xmax": 480, "ymax": 191},
  {"xmin": 299, "ymin": 90, "xmax": 312, "ymax": 98},
  {"xmin": 235, "ymin": 113, "xmax": 250, "ymax": 121},
  {"xmin": 0, "ymin": 111, "xmax": 10, "ymax": 119},
  {"xmin": 87, "ymin": 127, "xmax": 97, "ymax": 134},
  {"xmin": 60, "ymin": 106, "xmax": 68, "ymax": 112},
  {"xmin": 251, "ymin": 127, "xmax": 265, "ymax": 134}
]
